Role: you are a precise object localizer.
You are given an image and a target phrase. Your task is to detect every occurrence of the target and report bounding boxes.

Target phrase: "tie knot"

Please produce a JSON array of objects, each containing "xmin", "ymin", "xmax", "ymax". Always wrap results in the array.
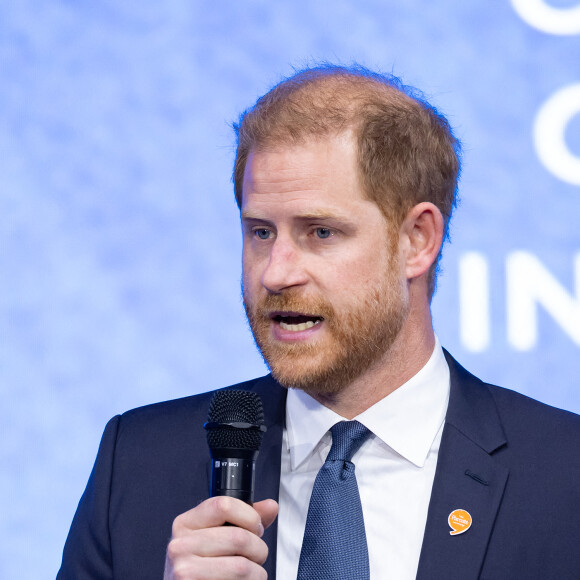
[{"xmin": 327, "ymin": 421, "xmax": 371, "ymax": 462}]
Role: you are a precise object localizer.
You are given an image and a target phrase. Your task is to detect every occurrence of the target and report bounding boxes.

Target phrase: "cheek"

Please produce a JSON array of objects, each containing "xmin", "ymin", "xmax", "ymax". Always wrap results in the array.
[
  {"xmin": 339, "ymin": 251, "xmax": 388, "ymax": 285},
  {"xmin": 314, "ymin": 262, "xmax": 371, "ymax": 304},
  {"xmin": 339, "ymin": 252, "xmax": 398, "ymax": 297},
  {"xmin": 242, "ymin": 251, "xmax": 263, "ymax": 291},
  {"xmin": 241, "ymin": 264, "xmax": 254, "ymax": 292}
]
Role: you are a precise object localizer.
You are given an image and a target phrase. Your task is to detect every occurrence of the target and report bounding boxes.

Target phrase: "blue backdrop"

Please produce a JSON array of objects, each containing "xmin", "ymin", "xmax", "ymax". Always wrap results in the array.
[{"xmin": 1, "ymin": 1, "xmax": 579, "ymax": 577}]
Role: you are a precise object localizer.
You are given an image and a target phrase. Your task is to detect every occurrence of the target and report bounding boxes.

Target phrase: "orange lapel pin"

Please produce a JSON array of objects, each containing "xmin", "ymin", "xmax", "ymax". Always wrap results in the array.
[{"xmin": 448, "ymin": 509, "xmax": 472, "ymax": 535}]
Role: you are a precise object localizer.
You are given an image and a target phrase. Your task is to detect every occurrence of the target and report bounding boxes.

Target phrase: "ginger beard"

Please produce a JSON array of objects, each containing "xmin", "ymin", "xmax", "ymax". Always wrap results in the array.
[{"xmin": 243, "ymin": 253, "xmax": 410, "ymax": 396}]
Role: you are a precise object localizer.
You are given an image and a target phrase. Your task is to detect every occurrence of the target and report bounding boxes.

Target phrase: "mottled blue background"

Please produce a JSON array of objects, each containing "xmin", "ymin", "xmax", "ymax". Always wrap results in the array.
[{"xmin": 1, "ymin": 1, "xmax": 579, "ymax": 577}]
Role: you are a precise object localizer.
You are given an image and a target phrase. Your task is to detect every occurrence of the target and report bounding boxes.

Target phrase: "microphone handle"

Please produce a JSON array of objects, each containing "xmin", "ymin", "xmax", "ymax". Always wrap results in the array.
[{"xmin": 210, "ymin": 448, "xmax": 258, "ymax": 505}]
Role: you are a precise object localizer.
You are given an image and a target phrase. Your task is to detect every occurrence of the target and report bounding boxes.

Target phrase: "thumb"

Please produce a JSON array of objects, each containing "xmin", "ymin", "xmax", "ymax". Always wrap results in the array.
[{"xmin": 254, "ymin": 499, "xmax": 279, "ymax": 531}]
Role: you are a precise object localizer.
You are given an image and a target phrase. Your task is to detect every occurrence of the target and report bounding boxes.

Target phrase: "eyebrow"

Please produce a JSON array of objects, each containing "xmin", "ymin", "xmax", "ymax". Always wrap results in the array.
[{"xmin": 241, "ymin": 211, "xmax": 352, "ymax": 222}]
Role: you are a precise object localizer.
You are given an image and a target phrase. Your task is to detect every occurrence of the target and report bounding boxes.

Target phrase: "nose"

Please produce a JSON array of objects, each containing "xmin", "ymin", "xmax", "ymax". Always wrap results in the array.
[{"xmin": 261, "ymin": 238, "xmax": 308, "ymax": 294}]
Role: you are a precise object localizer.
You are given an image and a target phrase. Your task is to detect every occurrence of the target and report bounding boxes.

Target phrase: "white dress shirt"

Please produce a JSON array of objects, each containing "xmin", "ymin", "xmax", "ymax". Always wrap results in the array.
[{"xmin": 276, "ymin": 338, "xmax": 450, "ymax": 580}]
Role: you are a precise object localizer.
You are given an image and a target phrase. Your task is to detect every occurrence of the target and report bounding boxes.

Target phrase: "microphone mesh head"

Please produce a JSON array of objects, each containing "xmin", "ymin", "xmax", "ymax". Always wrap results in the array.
[{"xmin": 206, "ymin": 389, "xmax": 265, "ymax": 451}]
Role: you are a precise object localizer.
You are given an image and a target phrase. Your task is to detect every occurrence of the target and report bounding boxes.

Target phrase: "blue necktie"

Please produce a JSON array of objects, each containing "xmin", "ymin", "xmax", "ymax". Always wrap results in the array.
[{"xmin": 297, "ymin": 420, "xmax": 372, "ymax": 580}]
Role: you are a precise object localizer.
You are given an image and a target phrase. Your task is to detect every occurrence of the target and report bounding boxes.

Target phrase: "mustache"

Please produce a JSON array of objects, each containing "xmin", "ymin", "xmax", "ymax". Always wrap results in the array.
[{"xmin": 244, "ymin": 290, "xmax": 335, "ymax": 319}]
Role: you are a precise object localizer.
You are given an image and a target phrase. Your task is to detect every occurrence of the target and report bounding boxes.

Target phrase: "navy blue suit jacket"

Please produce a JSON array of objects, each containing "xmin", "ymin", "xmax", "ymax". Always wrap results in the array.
[{"xmin": 58, "ymin": 352, "xmax": 580, "ymax": 579}]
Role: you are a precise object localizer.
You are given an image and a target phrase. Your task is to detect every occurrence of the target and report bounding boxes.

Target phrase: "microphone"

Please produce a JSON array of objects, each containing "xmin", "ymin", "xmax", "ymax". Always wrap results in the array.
[{"xmin": 204, "ymin": 389, "xmax": 267, "ymax": 505}]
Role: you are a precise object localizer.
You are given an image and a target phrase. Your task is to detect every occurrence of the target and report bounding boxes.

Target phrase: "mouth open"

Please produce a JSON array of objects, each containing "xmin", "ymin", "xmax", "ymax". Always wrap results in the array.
[{"xmin": 271, "ymin": 312, "xmax": 324, "ymax": 332}]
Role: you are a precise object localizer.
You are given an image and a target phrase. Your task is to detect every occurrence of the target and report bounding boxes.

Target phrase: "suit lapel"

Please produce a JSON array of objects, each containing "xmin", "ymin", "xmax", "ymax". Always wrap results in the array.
[
  {"xmin": 416, "ymin": 353, "xmax": 509, "ymax": 580},
  {"xmin": 252, "ymin": 375, "xmax": 287, "ymax": 579}
]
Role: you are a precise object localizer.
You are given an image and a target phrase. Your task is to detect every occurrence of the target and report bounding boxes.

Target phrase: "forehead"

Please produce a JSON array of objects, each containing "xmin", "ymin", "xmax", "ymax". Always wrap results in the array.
[{"xmin": 241, "ymin": 134, "xmax": 368, "ymax": 214}]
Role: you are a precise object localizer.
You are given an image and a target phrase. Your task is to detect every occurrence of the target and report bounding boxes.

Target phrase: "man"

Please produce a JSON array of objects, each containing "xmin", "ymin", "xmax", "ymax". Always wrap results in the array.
[{"xmin": 58, "ymin": 65, "xmax": 580, "ymax": 579}]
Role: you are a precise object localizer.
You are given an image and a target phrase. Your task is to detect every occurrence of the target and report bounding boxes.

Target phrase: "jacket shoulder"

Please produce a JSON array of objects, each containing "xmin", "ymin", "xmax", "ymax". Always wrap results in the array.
[
  {"xmin": 116, "ymin": 375, "xmax": 274, "ymax": 435},
  {"xmin": 485, "ymin": 381, "xmax": 580, "ymax": 452},
  {"xmin": 446, "ymin": 349, "xmax": 580, "ymax": 427}
]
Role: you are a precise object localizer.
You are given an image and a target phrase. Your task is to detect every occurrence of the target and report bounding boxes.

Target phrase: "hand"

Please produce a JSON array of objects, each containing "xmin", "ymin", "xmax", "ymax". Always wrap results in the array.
[{"xmin": 163, "ymin": 496, "xmax": 279, "ymax": 579}]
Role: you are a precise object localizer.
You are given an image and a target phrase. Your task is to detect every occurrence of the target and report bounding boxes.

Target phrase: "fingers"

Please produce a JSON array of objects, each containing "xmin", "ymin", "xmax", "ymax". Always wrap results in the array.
[
  {"xmin": 168, "ymin": 521, "xmax": 268, "ymax": 562},
  {"xmin": 165, "ymin": 554, "xmax": 267, "ymax": 580},
  {"xmin": 174, "ymin": 496, "xmax": 265, "ymax": 534},
  {"xmin": 164, "ymin": 496, "xmax": 279, "ymax": 580}
]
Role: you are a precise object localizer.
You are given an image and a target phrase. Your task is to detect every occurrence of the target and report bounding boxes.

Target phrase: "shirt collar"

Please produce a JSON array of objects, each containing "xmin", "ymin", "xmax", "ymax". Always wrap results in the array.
[{"xmin": 285, "ymin": 337, "xmax": 450, "ymax": 469}]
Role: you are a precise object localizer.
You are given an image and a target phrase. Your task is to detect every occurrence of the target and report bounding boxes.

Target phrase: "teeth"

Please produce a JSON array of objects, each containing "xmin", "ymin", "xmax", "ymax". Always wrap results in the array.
[{"xmin": 279, "ymin": 319, "xmax": 320, "ymax": 331}]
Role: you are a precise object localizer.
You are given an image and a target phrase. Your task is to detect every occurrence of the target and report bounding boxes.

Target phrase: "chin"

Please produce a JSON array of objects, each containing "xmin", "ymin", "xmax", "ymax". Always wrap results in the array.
[{"xmin": 267, "ymin": 355, "xmax": 361, "ymax": 397}]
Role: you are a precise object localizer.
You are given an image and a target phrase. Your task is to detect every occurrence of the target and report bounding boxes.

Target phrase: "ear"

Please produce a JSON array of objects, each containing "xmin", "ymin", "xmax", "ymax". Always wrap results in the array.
[{"xmin": 400, "ymin": 202, "xmax": 444, "ymax": 280}]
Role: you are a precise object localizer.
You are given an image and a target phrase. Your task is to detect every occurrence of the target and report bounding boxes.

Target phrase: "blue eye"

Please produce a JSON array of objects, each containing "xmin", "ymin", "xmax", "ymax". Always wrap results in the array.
[
  {"xmin": 255, "ymin": 229, "xmax": 271, "ymax": 240},
  {"xmin": 316, "ymin": 227, "xmax": 331, "ymax": 239}
]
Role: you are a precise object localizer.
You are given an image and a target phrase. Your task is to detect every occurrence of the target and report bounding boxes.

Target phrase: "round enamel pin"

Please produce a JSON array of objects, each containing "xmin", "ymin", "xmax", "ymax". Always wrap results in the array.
[{"xmin": 448, "ymin": 509, "xmax": 472, "ymax": 535}]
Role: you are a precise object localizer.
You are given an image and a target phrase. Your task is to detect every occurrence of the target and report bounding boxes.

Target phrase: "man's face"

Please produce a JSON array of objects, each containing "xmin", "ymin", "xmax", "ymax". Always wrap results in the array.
[{"xmin": 241, "ymin": 134, "xmax": 409, "ymax": 396}]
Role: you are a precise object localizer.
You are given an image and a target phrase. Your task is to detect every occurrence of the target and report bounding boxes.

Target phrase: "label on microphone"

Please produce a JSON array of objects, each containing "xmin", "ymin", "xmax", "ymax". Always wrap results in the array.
[{"xmin": 211, "ymin": 456, "xmax": 255, "ymax": 504}]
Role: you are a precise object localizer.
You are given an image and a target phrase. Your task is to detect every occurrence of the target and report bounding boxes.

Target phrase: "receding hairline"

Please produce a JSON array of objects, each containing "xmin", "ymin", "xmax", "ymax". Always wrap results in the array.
[{"xmin": 237, "ymin": 72, "xmax": 425, "ymax": 147}]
